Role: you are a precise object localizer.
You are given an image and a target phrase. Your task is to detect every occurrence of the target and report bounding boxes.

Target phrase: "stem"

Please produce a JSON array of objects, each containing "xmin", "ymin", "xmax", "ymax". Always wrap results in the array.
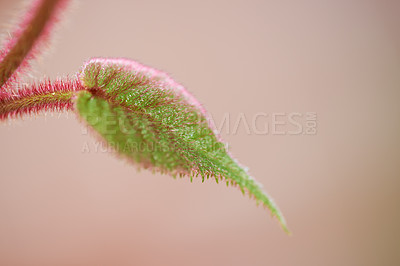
[
  {"xmin": 0, "ymin": 0, "xmax": 70, "ymax": 88},
  {"xmin": 0, "ymin": 78, "xmax": 84, "ymax": 120}
]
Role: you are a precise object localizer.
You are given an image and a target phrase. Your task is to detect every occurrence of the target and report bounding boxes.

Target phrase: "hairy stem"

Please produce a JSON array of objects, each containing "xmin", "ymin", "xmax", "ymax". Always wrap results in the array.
[
  {"xmin": 0, "ymin": 78, "xmax": 84, "ymax": 120},
  {"xmin": 0, "ymin": 0, "xmax": 69, "ymax": 88}
]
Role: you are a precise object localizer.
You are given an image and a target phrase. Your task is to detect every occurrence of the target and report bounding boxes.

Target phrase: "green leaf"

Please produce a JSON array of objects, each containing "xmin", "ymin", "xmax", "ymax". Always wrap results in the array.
[{"xmin": 76, "ymin": 58, "xmax": 289, "ymax": 233}]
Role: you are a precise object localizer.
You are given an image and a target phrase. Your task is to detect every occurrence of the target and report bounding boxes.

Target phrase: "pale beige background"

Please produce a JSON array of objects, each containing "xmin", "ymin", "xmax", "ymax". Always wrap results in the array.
[{"xmin": 0, "ymin": 0, "xmax": 399, "ymax": 265}]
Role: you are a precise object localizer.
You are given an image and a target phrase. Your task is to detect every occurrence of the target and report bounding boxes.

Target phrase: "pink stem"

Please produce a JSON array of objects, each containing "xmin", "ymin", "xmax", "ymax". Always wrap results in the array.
[
  {"xmin": 0, "ymin": 78, "xmax": 84, "ymax": 120},
  {"xmin": 0, "ymin": 0, "xmax": 70, "ymax": 89}
]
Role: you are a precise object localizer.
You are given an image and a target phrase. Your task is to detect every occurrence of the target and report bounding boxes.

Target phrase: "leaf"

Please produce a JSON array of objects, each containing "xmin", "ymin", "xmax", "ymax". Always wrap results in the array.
[{"xmin": 76, "ymin": 58, "xmax": 289, "ymax": 233}]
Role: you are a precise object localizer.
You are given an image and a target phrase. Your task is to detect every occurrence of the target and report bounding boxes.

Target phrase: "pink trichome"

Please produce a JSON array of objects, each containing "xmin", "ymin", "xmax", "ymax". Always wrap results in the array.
[{"xmin": 0, "ymin": 78, "xmax": 83, "ymax": 120}]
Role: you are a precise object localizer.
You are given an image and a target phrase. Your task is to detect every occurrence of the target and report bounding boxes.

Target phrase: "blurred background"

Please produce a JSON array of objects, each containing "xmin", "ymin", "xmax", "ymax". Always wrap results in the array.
[{"xmin": 0, "ymin": 0, "xmax": 399, "ymax": 265}]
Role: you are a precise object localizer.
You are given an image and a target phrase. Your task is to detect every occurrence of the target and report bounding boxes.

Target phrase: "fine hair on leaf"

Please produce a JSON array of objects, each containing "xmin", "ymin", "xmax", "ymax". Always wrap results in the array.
[{"xmin": 0, "ymin": 0, "xmax": 290, "ymax": 234}]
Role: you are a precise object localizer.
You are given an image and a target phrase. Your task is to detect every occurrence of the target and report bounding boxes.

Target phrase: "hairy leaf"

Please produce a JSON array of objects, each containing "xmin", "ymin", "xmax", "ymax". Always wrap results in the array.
[{"xmin": 76, "ymin": 58, "xmax": 289, "ymax": 233}]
